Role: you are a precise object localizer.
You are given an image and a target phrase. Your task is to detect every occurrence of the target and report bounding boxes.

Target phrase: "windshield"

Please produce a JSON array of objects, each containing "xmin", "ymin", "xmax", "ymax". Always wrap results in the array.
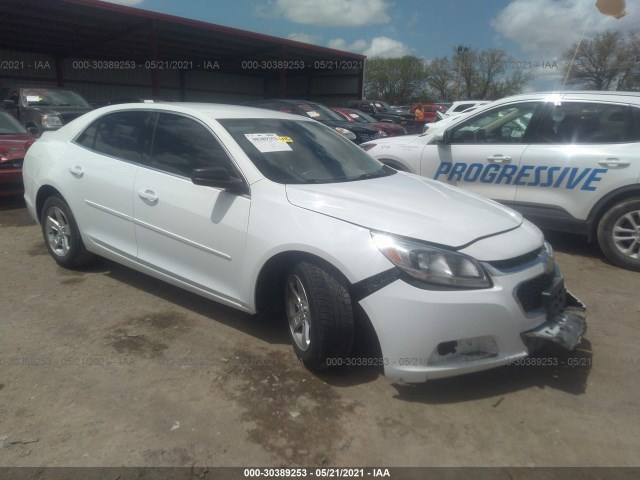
[
  {"xmin": 21, "ymin": 88, "xmax": 90, "ymax": 108},
  {"xmin": 219, "ymin": 118, "xmax": 395, "ymax": 184},
  {"xmin": 296, "ymin": 103, "xmax": 345, "ymax": 122},
  {"xmin": 0, "ymin": 111, "xmax": 28, "ymax": 134},
  {"xmin": 346, "ymin": 110, "xmax": 377, "ymax": 123}
]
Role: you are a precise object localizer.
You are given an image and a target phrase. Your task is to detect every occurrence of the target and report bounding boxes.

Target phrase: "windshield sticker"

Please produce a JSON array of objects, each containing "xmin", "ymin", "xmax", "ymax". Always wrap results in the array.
[
  {"xmin": 26, "ymin": 95, "xmax": 42, "ymax": 102},
  {"xmin": 277, "ymin": 136, "xmax": 293, "ymax": 143},
  {"xmin": 306, "ymin": 111, "xmax": 320, "ymax": 118},
  {"xmin": 244, "ymin": 133, "xmax": 292, "ymax": 153}
]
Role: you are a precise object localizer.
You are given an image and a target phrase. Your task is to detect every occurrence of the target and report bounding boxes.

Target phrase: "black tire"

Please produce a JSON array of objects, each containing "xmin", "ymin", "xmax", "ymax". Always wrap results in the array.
[
  {"xmin": 597, "ymin": 197, "xmax": 640, "ymax": 271},
  {"xmin": 285, "ymin": 261, "xmax": 354, "ymax": 370},
  {"xmin": 40, "ymin": 195, "xmax": 94, "ymax": 268}
]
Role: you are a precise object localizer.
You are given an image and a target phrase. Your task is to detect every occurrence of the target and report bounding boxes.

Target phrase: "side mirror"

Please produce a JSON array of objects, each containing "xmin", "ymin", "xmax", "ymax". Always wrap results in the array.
[
  {"xmin": 433, "ymin": 130, "xmax": 446, "ymax": 143},
  {"xmin": 191, "ymin": 166, "xmax": 247, "ymax": 194}
]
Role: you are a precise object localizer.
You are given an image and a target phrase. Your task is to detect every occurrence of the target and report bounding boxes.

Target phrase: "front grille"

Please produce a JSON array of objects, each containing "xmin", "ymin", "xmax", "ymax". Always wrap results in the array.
[
  {"xmin": 489, "ymin": 247, "xmax": 543, "ymax": 271},
  {"xmin": 0, "ymin": 158, "xmax": 23, "ymax": 169},
  {"xmin": 516, "ymin": 271, "xmax": 555, "ymax": 312},
  {"xmin": 359, "ymin": 134, "xmax": 372, "ymax": 142}
]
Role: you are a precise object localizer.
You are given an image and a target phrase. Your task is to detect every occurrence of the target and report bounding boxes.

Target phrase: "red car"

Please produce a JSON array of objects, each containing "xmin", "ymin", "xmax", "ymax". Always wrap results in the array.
[
  {"xmin": 0, "ymin": 109, "xmax": 36, "ymax": 196},
  {"xmin": 332, "ymin": 107, "xmax": 407, "ymax": 137}
]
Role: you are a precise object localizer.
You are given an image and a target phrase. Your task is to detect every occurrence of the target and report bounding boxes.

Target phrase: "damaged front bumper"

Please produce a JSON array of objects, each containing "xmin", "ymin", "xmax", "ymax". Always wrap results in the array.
[{"xmin": 522, "ymin": 287, "xmax": 587, "ymax": 352}]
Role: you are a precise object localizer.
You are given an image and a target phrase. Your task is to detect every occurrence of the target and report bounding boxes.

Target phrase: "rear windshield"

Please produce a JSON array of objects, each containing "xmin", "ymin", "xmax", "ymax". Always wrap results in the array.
[{"xmin": 218, "ymin": 118, "xmax": 394, "ymax": 184}]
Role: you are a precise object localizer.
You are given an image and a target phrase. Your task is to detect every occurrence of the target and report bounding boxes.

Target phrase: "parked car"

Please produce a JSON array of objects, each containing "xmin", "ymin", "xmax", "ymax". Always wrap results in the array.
[
  {"xmin": 244, "ymin": 99, "xmax": 380, "ymax": 144},
  {"xmin": 23, "ymin": 103, "xmax": 586, "ymax": 383},
  {"xmin": 423, "ymin": 104, "xmax": 493, "ymax": 134},
  {"xmin": 331, "ymin": 107, "xmax": 407, "ymax": 137},
  {"xmin": 347, "ymin": 99, "xmax": 419, "ymax": 132},
  {"xmin": 362, "ymin": 91, "xmax": 640, "ymax": 271},
  {"xmin": 0, "ymin": 109, "xmax": 36, "ymax": 196},
  {"xmin": 0, "ymin": 85, "xmax": 92, "ymax": 135}
]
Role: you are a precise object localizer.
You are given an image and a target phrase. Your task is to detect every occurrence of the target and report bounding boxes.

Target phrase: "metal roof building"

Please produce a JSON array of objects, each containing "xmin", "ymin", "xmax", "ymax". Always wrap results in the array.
[{"xmin": 0, "ymin": 0, "xmax": 365, "ymax": 106}]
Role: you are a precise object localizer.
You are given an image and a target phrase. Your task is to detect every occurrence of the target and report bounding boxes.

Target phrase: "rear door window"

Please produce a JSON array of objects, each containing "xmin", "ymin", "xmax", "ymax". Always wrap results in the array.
[
  {"xmin": 529, "ymin": 102, "xmax": 633, "ymax": 144},
  {"xmin": 91, "ymin": 111, "xmax": 153, "ymax": 162}
]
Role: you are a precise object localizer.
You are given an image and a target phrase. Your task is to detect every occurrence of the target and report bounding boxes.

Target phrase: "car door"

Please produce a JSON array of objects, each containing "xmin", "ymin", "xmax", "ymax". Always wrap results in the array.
[
  {"xmin": 133, "ymin": 112, "xmax": 251, "ymax": 305},
  {"xmin": 66, "ymin": 111, "xmax": 151, "ymax": 258},
  {"xmin": 420, "ymin": 101, "xmax": 541, "ymax": 202},
  {"xmin": 515, "ymin": 101, "xmax": 640, "ymax": 223}
]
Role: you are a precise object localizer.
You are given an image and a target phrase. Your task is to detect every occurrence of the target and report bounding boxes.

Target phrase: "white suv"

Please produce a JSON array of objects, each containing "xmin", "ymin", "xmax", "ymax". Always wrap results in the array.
[{"xmin": 362, "ymin": 92, "xmax": 640, "ymax": 271}]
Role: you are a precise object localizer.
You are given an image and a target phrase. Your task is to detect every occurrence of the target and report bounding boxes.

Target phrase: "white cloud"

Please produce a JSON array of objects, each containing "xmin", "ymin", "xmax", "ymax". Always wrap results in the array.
[
  {"xmin": 327, "ymin": 38, "xmax": 369, "ymax": 52},
  {"xmin": 492, "ymin": 0, "xmax": 639, "ymax": 56},
  {"xmin": 287, "ymin": 33, "xmax": 323, "ymax": 45},
  {"xmin": 364, "ymin": 37, "xmax": 412, "ymax": 57},
  {"xmin": 258, "ymin": 0, "xmax": 391, "ymax": 27},
  {"xmin": 328, "ymin": 37, "xmax": 411, "ymax": 58},
  {"xmin": 98, "ymin": 0, "xmax": 145, "ymax": 5}
]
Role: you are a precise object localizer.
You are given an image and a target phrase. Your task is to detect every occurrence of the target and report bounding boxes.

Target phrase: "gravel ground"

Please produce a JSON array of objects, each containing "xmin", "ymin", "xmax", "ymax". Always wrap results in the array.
[{"xmin": 0, "ymin": 196, "xmax": 639, "ymax": 468}]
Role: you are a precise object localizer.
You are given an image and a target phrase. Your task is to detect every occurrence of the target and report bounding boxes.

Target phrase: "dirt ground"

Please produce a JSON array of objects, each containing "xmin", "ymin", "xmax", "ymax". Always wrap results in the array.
[{"xmin": 0, "ymin": 195, "xmax": 639, "ymax": 468}]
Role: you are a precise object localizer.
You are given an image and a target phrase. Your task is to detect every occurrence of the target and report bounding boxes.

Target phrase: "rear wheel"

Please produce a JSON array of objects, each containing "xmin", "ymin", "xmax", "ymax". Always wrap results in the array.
[
  {"xmin": 41, "ymin": 195, "xmax": 94, "ymax": 268},
  {"xmin": 597, "ymin": 198, "xmax": 640, "ymax": 271},
  {"xmin": 285, "ymin": 261, "xmax": 354, "ymax": 370}
]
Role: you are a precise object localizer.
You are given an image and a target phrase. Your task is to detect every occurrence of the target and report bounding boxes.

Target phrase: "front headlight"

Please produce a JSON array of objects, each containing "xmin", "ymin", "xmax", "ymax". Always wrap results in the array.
[
  {"xmin": 376, "ymin": 130, "xmax": 388, "ymax": 137},
  {"xmin": 41, "ymin": 115, "xmax": 63, "ymax": 128},
  {"xmin": 372, "ymin": 232, "xmax": 492, "ymax": 289},
  {"xmin": 334, "ymin": 127, "xmax": 356, "ymax": 140}
]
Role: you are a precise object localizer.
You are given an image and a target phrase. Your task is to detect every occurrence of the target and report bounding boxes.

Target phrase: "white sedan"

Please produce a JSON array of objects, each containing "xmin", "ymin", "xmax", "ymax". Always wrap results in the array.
[{"xmin": 23, "ymin": 103, "xmax": 586, "ymax": 383}]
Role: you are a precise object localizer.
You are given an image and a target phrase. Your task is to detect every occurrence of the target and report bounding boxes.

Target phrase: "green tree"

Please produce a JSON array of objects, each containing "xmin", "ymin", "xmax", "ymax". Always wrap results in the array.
[
  {"xmin": 561, "ymin": 30, "xmax": 640, "ymax": 90},
  {"xmin": 422, "ymin": 47, "xmax": 532, "ymax": 102},
  {"xmin": 363, "ymin": 48, "xmax": 533, "ymax": 104},
  {"xmin": 363, "ymin": 56, "xmax": 427, "ymax": 104}
]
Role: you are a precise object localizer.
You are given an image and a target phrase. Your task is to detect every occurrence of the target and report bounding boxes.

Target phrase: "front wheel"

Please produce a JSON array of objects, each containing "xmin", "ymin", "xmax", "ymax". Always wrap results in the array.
[
  {"xmin": 285, "ymin": 262, "xmax": 354, "ymax": 370},
  {"xmin": 41, "ymin": 195, "xmax": 94, "ymax": 268},
  {"xmin": 597, "ymin": 198, "xmax": 640, "ymax": 271}
]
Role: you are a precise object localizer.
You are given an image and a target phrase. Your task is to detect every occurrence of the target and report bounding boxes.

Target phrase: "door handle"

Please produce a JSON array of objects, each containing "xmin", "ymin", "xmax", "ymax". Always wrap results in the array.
[
  {"xmin": 68, "ymin": 166, "xmax": 84, "ymax": 178},
  {"xmin": 487, "ymin": 155, "xmax": 512, "ymax": 164},
  {"xmin": 137, "ymin": 189, "xmax": 158, "ymax": 205},
  {"xmin": 598, "ymin": 158, "xmax": 630, "ymax": 168}
]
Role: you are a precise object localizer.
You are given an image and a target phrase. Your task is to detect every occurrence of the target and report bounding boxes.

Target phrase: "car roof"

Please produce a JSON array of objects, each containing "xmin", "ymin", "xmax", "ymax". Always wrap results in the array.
[
  {"xmin": 248, "ymin": 98, "xmax": 321, "ymax": 105},
  {"xmin": 495, "ymin": 91, "xmax": 640, "ymax": 105},
  {"xmin": 80, "ymin": 102, "xmax": 314, "ymax": 121}
]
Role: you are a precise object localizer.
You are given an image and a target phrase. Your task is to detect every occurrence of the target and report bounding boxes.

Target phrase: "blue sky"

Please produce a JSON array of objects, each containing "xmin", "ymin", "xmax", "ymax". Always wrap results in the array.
[{"xmin": 103, "ymin": 0, "xmax": 639, "ymax": 90}]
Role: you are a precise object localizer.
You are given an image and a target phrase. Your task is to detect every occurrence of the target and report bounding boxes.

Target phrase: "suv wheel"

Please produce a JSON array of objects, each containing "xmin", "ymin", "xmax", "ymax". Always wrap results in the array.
[{"xmin": 597, "ymin": 197, "xmax": 640, "ymax": 271}]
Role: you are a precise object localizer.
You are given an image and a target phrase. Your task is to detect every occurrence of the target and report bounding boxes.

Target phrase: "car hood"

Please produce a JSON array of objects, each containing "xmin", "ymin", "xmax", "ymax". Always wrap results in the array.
[
  {"xmin": 29, "ymin": 105, "xmax": 91, "ymax": 115},
  {"xmin": 320, "ymin": 119, "xmax": 379, "ymax": 134},
  {"xmin": 372, "ymin": 122, "xmax": 405, "ymax": 134},
  {"xmin": 362, "ymin": 134, "xmax": 424, "ymax": 147},
  {"xmin": 285, "ymin": 172, "xmax": 523, "ymax": 248}
]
